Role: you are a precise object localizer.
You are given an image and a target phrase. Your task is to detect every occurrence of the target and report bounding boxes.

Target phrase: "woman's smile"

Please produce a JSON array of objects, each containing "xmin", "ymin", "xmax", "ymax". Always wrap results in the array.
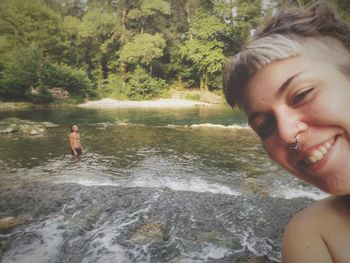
[{"xmin": 298, "ymin": 136, "xmax": 337, "ymax": 171}]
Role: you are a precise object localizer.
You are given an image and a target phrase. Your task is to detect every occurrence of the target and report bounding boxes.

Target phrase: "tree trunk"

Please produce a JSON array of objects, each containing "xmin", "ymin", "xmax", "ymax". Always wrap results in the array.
[
  {"xmin": 121, "ymin": 7, "xmax": 127, "ymax": 88},
  {"xmin": 200, "ymin": 74, "xmax": 208, "ymax": 91},
  {"xmin": 122, "ymin": 7, "xmax": 127, "ymax": 31},
  {"xmin": 141, "ymin": 16, "xmax": 145, "ymax": 34},
  {"xmin": 120, "ymin": 62, "xmax": 126, "ymax": 89},
  {"xmin": 185, "ymin": 4, "xmax": 192, "ymax": 39},
  {"xmin": 101, "ymin": 56, "xmax": 108, "ymax": 80},
  {"xmin": 149, "ymin": 64, "xmax": 153, "ymax": 76}
]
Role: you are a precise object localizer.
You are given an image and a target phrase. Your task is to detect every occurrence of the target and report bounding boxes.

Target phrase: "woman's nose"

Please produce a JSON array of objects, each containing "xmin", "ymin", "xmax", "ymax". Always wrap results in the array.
[{"xmin": 276, "ymin": 111, "xmax": 306, "ymax": 145}]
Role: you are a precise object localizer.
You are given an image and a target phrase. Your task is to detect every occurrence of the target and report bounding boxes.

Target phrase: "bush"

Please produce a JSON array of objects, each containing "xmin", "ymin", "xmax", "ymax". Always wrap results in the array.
[
  {"xmin": 25, "ymin": 87, "xmax": 54, "ymax": 103},
  {"xmin": 40, "ymin": 63, "xmax": 93, "ymax": 96},
  {"xmin": 0, "ymin": 46, "xmax": 42, "ymax": 100},
  {"xmin": 207, "ymin": 72, "xmax": 223, "ymax": 91},
  {"xmin": 96, "ymin": 74, "xmax": 128, "ymax": 100},
  {"xmin": 125, "ymin": 66, "xmax": 167, "ymax": 100},
  {"xmin": 184, "ymin": 93, "xmax": 201, "ymax": 101}
]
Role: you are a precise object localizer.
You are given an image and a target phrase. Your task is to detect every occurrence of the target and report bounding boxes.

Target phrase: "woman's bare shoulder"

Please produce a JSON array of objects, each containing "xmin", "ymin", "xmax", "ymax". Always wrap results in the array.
[
  {"xmin": 281, "ymin": 197, "xmax": 343, "ymax": 263},
  {"xmin": 289, "ymin": 196, "xmax": 350, "ymax": 224},
  {"xmin": 282, "ymin": 197, "xmax": 350, "ymax": 263}
]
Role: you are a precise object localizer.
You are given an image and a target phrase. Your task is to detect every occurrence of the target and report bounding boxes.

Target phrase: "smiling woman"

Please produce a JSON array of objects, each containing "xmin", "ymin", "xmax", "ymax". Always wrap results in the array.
[{"xmin": 224, "ymin": 1, "xmax": 350, "ymax": 262}]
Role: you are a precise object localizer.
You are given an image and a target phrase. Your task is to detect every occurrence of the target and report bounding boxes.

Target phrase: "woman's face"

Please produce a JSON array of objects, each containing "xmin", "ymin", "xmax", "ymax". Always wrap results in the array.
[{"xmin": 240, "ymin": 55, "xmax": 350, "ymax": 195}]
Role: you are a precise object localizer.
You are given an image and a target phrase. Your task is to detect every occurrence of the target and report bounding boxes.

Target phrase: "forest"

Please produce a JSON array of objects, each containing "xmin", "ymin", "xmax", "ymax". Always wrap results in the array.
[{"xmin": 0, "ymin": 0, "xmax": 349, "ymax": 103}]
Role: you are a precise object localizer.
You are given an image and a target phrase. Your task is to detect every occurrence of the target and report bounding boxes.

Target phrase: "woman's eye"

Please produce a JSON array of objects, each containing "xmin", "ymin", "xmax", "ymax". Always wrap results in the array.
[
  {"xmin": 291, "ymin": 88, "xmax": 314, "ymax": 106},
  {"xmin": 256, "ymin": 118, "xmax": 276, "ymax": 139}
]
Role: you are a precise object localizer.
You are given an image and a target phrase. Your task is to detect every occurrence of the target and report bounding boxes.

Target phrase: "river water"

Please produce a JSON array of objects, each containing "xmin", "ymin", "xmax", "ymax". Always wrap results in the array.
[{"xmin": 0, "ymin": 106, "xmax": 327, "ymax": 263}]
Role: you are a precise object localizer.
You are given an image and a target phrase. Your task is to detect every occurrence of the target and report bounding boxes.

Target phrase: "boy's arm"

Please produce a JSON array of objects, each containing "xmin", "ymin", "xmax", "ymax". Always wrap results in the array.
[{"xmin": 80, "ymin": 137, "xmax": 83, "ymax": 151}]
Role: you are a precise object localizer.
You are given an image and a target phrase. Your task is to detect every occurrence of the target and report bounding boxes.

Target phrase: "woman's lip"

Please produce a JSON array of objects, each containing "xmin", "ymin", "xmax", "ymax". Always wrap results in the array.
[{"xmin": 297, "ymin": 136, "xmax": 338, "ymax": 172}]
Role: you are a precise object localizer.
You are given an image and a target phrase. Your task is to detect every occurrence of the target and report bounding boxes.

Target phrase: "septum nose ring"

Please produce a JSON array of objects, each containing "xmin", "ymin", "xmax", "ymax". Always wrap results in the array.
[{"xmin": 288, "ymin": 134, "xmax": 300, "ymax": 150}]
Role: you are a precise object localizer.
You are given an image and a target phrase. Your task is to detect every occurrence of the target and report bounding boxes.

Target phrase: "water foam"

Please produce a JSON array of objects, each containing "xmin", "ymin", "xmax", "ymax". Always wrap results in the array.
[
  {"xmin": 2, "ymin": 216, "xmax": 66, "ymax": 263},
  {"xmin": 128, "ymin": 174, "xmax": 240, "ymax": 195},
  {"xmin": 182, "ymin": 242, "xmax": 234, "ymax": 260},
  {"xmin": 272, "ymin": 186, "xmax": 329, "ymax": 200},
  {"xmin": 89, "ymin": 121, "xmax": 250, "ymax": 130},
  {"xmin": 80, "ymin": 203, "xmax": 155, "ymax": 263},
  {"xmin": 55, "ymin": 173, "xmax": 240, "ymax": 196},
  {"xmin": 80, "ymin": 229, "xmax": 129, "ymax": 263},
  {"xmin": 185, "ymin": 123, "xmax": 249, "ymax": 129},
  {"xmin": 238, "ymin": 227, "xmax": 281, "ymax": 262}
]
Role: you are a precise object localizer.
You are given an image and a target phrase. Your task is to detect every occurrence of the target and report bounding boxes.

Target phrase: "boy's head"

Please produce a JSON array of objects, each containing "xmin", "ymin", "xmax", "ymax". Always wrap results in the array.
[{"xmin": 71, "ymin": 124, "xmax": 79, "ymax": 132}]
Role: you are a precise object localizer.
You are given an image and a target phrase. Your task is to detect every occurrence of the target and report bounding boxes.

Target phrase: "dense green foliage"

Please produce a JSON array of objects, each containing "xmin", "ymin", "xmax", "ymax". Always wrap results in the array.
[
  {"xmin": 0, "ymin": 0, "xmax": 264, "ymax": 101},
  {"xmin": 0, "ymin": 0, "xmax": 349, "ymax": 102},
  {"xmin": 126, "ymin": 66, "xmax": 167, "ymax": 100}
]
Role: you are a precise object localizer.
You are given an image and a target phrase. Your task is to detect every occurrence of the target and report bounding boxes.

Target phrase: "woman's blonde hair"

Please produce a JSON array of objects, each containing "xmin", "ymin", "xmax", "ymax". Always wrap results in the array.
[{"xmin": 224, "ymin": 0, "xmax": 350, "ymax": 107}]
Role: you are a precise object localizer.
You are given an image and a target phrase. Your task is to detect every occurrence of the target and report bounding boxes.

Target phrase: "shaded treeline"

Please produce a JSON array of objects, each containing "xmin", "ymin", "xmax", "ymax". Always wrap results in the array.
[{"xmin": 0, "ymin": 0, "xmax": 348, "ymax": 102}]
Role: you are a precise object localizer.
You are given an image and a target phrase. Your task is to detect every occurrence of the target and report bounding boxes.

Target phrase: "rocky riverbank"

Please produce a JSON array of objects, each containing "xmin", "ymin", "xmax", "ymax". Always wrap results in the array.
[
  {"xmin": 0, "ymin": 179, "xmax": 312, "ymax": 263},
  {"xmin": 0, "ymin": 118, "xmax": 58, "ymax": 135}
]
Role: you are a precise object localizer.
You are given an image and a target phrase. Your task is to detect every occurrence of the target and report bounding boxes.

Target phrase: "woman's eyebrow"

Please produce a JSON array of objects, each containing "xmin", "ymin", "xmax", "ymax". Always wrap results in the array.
[
  {"xmin": 248, "ymin": 71, "xmax": 307, "ymax": 126},
  {"xmin": 276, "ymin": 70, "xmax": 305, "ymax": 98}
]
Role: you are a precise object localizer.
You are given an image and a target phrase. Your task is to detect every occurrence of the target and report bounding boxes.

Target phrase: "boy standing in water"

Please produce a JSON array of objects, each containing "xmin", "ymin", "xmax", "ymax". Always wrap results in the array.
[{"xmin": 69, "ymin": 124, "xmax": 83, "ymax": 157}]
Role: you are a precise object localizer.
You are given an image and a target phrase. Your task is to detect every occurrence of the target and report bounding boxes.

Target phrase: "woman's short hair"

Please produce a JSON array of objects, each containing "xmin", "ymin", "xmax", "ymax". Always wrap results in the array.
[{"xmin": 224, "ymin": 0, "xmax": 350, "ymax": 107}]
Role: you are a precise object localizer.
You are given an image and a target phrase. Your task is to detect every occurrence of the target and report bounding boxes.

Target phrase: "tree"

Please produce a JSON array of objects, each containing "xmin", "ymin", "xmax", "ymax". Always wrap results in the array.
[
  {"xmin": 0, "ymin": 0, "xmax": 62, "ymax": 100},
  {"xmin": 0, "ymin": 0, "xmax": 268, "ymax": 102},
  {"xmin": 0, "ymin": 45, "xmax": 43, "ymax": 100},
  {"xmin": 331, "ymin": 0, "xmax": 350, "ymax": 24},
  {"xmin": 180, "ymin": 12, "xmax": 227, "ymax": 90},
  {"xmin": 119, "ymin": 33, "xmax": 166, "ymax": 73},
  {"xmin": 128, "ymin": 0, "xmax": 171, "ymax": 33},
  {"xmin": 41, "ymin": 0, "xmax": 86, "ymax": 17},
  {"xmin": 78, "ymin": 7, "xmax": 121, "ymax": 80}
]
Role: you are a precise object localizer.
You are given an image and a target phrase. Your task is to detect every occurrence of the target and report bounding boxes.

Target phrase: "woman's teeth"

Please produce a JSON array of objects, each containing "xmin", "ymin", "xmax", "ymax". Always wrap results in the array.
[{"xmin": 303, "ymin": 141, "xmax": 332, "ymax": 165}]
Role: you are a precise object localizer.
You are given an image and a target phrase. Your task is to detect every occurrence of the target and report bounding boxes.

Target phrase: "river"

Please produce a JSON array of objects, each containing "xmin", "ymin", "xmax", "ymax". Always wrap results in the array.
[{"xmin": 0, "ymin": 106, "xmax": 327, "ymax": 263}]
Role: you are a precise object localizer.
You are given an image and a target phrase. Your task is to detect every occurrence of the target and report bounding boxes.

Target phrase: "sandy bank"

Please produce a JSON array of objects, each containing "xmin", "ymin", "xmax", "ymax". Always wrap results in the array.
[
  {"xmin": 0, "ymin": 102, "xmax": 35, "ymax": 110},
  {"xmin": 78, "ymin": 98, "xmax": 211, "ymax": 108}
]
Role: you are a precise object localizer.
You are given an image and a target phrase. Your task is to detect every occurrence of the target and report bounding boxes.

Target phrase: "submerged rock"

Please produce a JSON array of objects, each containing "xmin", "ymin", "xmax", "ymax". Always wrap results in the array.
[
  {"xmin": 244, "ymin": 178, "xmax": 270, "ymax": 196},
  {"xmin": 0, "ymin": 216, "xmax": 27, "ymax": 232},
  {"xmin": 236, "ymin": 255, "xmax": 275, "ymax": 263},
  {"xmin": 129, "ymin": 221, "xmax": 166, "ymax": 245},
  {"xmin": 0, "ymin": 118, "xmax": 58, "ymax": 136},
  {"xmin": 0, "ymin": 127, "xmax": 16, "ymax": 134}
]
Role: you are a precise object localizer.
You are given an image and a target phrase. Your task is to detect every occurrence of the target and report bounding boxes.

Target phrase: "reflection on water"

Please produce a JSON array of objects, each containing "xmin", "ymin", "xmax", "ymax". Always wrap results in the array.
[{"xmin": 0, "ymin": 106, "xmax": 327, "ymax": 262}]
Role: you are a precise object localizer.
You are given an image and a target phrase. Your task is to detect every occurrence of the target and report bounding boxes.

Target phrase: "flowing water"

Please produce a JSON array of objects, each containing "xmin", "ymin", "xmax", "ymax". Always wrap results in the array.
[{"xmin": 0, "ymin": 106, "xmax": 327, "ymax": 263}]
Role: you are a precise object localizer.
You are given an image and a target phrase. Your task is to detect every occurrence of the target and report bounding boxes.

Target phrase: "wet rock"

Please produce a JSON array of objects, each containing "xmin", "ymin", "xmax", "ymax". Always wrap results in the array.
[
  {"xmin": 244, "ymin": 178, "xmax": 269, "ymax": 196},
  {"xmin": 0, "ymin": 216, "xmax": 26, "ymax": 232},
  {"xmin": 129, "ymin": 222, "xmax": 166, "ymax": 245},
  {"xmin": 0, "ymin": 127, "xmax": 16, "ymax": 134},
  {"xmin": 0, "ymin": 181, "xmax": 312, "ymax": 262},
  {"xmin": 0, "ymin": 118, "xmax": 58, "ymax": 136},
  {"xmin": 236, "ymin": 255, "xmax": 276, "ymax": 263},
  {"xmin": 48, "ymin": 87, "xmax": 69, "ymax": 99},
  {"xmin": 30, "ymin": 130, "xmax": 39, "ymax": 135},
  {"xmin": 197, "ymin": 231, "xmax": 237, "ymax": 248},
  {"xmin": 41, "ymin": 121, "xmax": 59, "ymax": 128}
]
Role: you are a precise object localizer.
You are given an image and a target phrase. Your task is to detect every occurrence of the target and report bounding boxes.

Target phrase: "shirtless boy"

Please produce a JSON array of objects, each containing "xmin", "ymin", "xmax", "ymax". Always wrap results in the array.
[{"xmin": 69, "ymin": 124, "xmax": 83, "ymax": 156}]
